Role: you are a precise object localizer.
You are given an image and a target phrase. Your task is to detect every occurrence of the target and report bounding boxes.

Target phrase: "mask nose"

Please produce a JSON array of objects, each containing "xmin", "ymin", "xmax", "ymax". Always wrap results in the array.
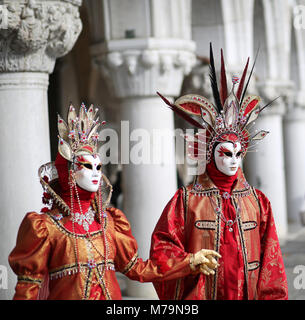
[
  {"xmin": 231, "ymin": 155, "xmax": 238, "ymax": 165},
  {"xmin": 92, "ymin": 166, "xmax": 99, "ymax": 177},
  {"xmin": 92, "ymin": 171, "xmax": 99, "ymax": 178}
]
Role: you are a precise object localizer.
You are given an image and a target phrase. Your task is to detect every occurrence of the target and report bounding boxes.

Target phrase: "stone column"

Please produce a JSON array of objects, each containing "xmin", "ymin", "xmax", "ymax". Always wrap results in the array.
[
  {"xmin": 0, "ymin": 0, "xmax": 82, "ymax": 299},
  {"xmin": 87, "ymin": 0, "xmax": 196, "ymax": 298},
  {"xmin": 285, "ymin": 2, "xmax": 305, "ymax": 227},
  {"xmin": 244, "ymin": 81, "xmax": 289, "ymax": 240},
  {"xmin": 244, "ymin": 0, "xmax": 291, "ymax": 240},
  {"xmin": 284, "ymin": 89, "xmax": 305, "ymax": 226}
]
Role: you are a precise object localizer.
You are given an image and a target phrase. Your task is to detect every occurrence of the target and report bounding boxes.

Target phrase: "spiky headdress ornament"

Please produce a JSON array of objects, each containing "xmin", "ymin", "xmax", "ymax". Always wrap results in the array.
[
  {"xmin": 57, "ymin": 103, "xmax": 106, "ymax": 162},
  {"xmin": 158, "ymin": 43, "xmax": 277, "ymax": 163},
  {"xmin": 38, "ymin": 103, "xmax": 112, "ymax": 215}
]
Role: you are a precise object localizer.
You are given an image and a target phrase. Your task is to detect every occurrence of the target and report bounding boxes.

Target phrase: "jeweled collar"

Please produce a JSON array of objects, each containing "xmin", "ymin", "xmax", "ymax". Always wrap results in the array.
[{"xmin": 191, "ymin": 168, "xmax": 251, "ymax": 198}]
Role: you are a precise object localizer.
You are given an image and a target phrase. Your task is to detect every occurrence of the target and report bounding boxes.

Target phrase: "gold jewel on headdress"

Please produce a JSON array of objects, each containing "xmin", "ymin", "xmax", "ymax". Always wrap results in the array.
[{"xmin": 57, "ymin": 103, "xmax": 106, "ymax": 162}]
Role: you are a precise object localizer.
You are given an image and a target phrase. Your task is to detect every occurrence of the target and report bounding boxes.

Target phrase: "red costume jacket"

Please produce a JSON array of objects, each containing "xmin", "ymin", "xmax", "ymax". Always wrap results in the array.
[{"xmin": 150, "ymin": 168, "xmax": 288, "ymax": 300}]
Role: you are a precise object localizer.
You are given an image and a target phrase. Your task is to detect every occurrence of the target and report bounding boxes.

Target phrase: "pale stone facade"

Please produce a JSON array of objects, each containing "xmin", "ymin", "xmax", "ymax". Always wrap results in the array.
[{"xmin": 0, "ymin": 0, "xmax": 304, "ymax": 299}]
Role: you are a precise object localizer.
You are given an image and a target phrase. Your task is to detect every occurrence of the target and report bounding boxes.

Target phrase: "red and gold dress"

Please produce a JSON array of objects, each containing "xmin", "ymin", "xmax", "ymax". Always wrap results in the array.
[
  {"xmin": 9, "ymin": 154, "xmax": 192, "ymax": 300},
  {"xmin": 9, "ymin": 207, "xmax": 192, "ymax": 300},
  {"xmin": 150, "ymin": 167, "xmax": 288, "ymax": 300}
]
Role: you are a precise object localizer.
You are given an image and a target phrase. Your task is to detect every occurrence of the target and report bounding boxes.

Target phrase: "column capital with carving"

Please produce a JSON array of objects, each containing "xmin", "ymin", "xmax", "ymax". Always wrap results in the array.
[
  {"xmin": 0, "ymin": 0, "xmax": 82, "ymax": 73},
  {"xmin": 91, "ymin": 38, "xmax": 196, "ymax": 99},
  {"xmin": 256, "ymin": 79, "xmax": 295, "ymax": 116}
]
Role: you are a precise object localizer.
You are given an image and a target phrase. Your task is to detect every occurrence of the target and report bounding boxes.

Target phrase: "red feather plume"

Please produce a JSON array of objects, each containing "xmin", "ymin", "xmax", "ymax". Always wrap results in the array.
[
  {"xmin": 236, "ymin": 58, "xmax": 249, "ymax": 101},
  {"xmin": 157, "ymin": 92, "xmax": 205, "ymax": 129}
]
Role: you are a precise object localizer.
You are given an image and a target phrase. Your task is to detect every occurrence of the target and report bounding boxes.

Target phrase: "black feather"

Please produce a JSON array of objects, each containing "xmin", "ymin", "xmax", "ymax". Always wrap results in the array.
[
  {"xmin": 259, "ymin": 96, "xmax": 280, "ymax": 114},
  {"xmin": 209, "ymin": 43, "xmax": 222, "ymax": 113}
]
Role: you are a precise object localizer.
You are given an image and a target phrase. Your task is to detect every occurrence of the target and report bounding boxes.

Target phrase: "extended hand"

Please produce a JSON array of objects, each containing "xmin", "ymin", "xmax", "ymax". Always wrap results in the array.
[{"xmin": 191, "ymin": 249, "xmax": 221, "ymax": 276}]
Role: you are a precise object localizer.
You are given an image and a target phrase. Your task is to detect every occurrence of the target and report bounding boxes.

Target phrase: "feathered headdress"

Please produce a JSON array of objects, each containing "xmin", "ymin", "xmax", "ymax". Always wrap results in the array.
[{"xmin": 158, "ymin": 43, "xmax": 277, "ymax": 163}]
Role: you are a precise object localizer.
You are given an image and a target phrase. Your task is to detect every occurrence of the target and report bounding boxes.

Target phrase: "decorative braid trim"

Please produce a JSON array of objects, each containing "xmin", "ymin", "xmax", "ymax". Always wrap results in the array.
[
  {"xmin": 49, "ymin": 261, "xmax": 115, "ymax": 280},
  {"xmin": 242, "ymin": 221, "xmax": 258, "ymax": 231},
  {"xmin": 47, "ymin": 212, "xmax": 104, "ymax": 239},
  {"xmin": 17, "ymin": 275, "xmax": 42, "ymax": 287},
  {"xmin": 122, "ymin": 252, "xmax": 139, "ymax": 275},
  {"xmin": 190, "ymin": 187, "xmax": 252, "ymax": 198},
  {"xmin": 248, "ymin": 261, "xmax": 260, "ymax": 271}
]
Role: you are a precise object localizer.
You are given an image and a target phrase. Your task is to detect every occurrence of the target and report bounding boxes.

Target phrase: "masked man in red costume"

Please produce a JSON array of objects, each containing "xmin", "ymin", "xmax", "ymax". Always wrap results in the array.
[
  {"xmin": 150, "ymin": 45, "xmax": 288, "ymax": 300},
  {"xmin": 9, "ymin": 103, "xmax": 221, "ymax": 300}
]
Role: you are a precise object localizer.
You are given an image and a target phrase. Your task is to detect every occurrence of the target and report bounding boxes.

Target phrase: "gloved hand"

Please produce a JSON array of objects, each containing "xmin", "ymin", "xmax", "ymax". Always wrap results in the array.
[{"xmin": 190, "ymin": 249, "xmax": 221, "ymax": 275}]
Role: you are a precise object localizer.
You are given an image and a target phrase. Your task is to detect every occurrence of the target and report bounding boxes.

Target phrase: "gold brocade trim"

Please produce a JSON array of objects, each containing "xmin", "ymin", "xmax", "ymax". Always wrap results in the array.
[
  {"xmin": 83, "ymin": 268, "xmax": 93, "ymax": 300},
  {"xmin": 18, "ymin": 275, "xmax": 42, "ymax": 287},
  {"xmin": 212, "ymin": 195, "xmax": 222, "ymax": 300},
  {"xmin": 191, "ymin": 187, "xmax": 252, "ymax": 198},
  {"xmin": 182, "ymin": 186, "xmax": 188, "ymax": 221},
  {"xmin": 232, "ymin": 188, "xmax": 252, "ymax": 198},
  {"xmin": 251, "ymin": 187, "xmax": 262, "ymax": 215},
  {"xmin": 49, "ymin": 261, "xmax": 115, "ymax": 280},
  {"xmin": 95, "ymin": 267, "xmax": 111, "ymax": 300},
  {"xmin": 191, "ymin": 171, "xmax": 252, "ymax": 199},
  {"xmin": 122, "ymin": 252, "xmax": 139, "ymax": 275},
  {"xmin": 174, "ymin": 278, "xmax": 182, "ymax": 300}
]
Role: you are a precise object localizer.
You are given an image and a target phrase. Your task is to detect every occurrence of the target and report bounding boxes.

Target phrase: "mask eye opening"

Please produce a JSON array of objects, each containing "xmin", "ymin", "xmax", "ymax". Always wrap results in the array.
[
  {"xmin": 224, "ymin": 152, "xmax": 233, "ymax": 157},
  {"xmin": 83, "ymin": 163, "xmax": 93, "ymax": 170}
]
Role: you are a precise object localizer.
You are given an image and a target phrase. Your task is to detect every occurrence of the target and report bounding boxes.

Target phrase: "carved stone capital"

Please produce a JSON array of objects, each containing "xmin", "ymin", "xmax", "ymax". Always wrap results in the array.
[
  {"xmin": 91, "ymin": 39, "xmax": 196, "ymax": 98},
  {"xmin": 181, "ymin": 62, "xmax": 213, "ymax": 99},
  {"xmin": 256, "ymin": 79, "xmax": 295, "ymax": 116},
  {"xmin": 0, "ymin": 0, "xmax": 82, "ymax": 73}
]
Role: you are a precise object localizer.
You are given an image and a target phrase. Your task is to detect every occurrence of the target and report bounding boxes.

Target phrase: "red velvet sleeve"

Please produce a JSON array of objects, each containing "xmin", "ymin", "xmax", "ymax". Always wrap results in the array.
[
  {"xmin": 255, "ymin": 189, "xmax": 288, "ymax": 300},
  {"xmin": 110, "ymin": 205, "xmax": 191, "ymax": 283}
]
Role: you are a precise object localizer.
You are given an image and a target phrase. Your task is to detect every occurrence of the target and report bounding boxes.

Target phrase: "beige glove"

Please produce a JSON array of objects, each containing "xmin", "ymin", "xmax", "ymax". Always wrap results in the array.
[{"xmin": 190, "ymin": 249, "xmax": 221, "ymax": 275}]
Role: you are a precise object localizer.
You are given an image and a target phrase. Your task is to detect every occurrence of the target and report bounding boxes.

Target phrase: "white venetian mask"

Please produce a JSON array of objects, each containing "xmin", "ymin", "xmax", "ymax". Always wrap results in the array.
[
  {"xmin": 73, "ymin": 154, "xmax": 102, "ymax": 192},
  {"xmin": 214, "ymin": 142, "xmax": 242, "ymax": 176}
]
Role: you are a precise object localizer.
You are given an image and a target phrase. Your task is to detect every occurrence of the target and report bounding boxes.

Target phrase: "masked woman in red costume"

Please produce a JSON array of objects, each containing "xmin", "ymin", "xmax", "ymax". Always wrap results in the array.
[
  {"xmin": 9, "ymin": 103, "xmax": 220, "ymax": 300},
  {"xmin": 150, "ymin": 45, "xmax": 288, "ymax": 300}
]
